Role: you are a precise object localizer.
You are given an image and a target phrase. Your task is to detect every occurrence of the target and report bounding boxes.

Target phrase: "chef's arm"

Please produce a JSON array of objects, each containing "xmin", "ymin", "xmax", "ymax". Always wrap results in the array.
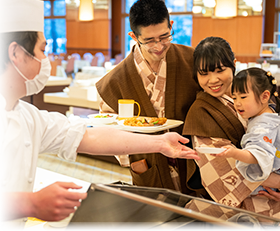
[{"xmin": 77, "ymin": 127, "xmax": 200, "ymax": 160}]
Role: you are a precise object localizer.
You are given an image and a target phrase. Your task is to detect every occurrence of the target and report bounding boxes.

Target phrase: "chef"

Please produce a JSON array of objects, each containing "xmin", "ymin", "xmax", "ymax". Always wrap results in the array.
[{"xmin": 0, "ymin": 0, "xmax": 199, "ymax": 226}]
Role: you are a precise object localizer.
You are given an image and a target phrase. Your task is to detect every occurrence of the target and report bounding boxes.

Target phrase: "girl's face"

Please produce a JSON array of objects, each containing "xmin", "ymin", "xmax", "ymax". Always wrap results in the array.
[
  {"xmin": 232, "ymin": 84, "xmax": 264, "ymax": 119},
  {"xmin": 197, "ymin": 65, "xmax": 233, "ymax": 98}
]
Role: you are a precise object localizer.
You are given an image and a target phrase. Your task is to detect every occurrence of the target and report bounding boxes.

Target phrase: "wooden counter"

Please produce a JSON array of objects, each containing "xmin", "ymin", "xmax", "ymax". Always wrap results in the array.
[
  {"xmin": 21, "ymin": 76, "xmax": 72, "ymax": 114},
  {"xmin": 43, "ymin": 92, "xmax": 100, "ymax": 110}
]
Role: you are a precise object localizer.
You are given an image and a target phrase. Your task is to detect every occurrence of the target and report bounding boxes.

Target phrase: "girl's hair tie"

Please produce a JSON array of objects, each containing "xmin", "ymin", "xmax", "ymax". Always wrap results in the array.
[{"xmin": 266, "ymin": 71, "xmax": 277, "ymax": 85}]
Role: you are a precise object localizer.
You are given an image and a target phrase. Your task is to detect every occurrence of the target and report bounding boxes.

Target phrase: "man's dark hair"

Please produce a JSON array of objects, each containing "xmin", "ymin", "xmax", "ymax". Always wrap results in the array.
[
  {"xmin": 129, "ymin": 0, "xmax": 171, "ymax": 37},
  {"xmin": 0, "ymin": 31, "xmax": 38, "ymax": 72}
]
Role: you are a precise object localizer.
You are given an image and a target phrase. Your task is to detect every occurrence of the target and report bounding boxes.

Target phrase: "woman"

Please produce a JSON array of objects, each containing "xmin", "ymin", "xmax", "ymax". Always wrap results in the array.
[{"xmin": 183, "ymin": 36, "xmax": 280, "ymax": 218}]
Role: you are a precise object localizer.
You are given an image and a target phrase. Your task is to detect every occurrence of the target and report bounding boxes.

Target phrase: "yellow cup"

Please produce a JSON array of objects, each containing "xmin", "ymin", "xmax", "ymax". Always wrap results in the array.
[{"xmin": 118, "ymin": 99, "xmax": 141, "ymax": 120}]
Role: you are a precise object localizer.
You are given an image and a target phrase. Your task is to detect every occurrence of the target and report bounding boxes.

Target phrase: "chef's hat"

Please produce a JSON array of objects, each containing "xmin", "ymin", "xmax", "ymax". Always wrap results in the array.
[{"xmin": 0, "ymin": 0, "xmax": 44, "ymax": 33}]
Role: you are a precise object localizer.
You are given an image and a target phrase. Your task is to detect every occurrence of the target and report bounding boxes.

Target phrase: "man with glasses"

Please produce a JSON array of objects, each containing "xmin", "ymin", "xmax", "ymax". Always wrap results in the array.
[{"xmin": 96, "ymin": 0, "xmax": 206, "ymax": 197}]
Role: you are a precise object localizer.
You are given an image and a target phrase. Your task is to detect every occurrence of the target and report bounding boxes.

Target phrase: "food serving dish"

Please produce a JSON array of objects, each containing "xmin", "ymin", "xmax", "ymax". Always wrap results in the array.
[
  {"xmin": 86, "ymin": 118, "xmax": 183, "ymax": 133},
  {"xmin": 195, "ymin": 147, "xmax": 226, "ymax": 154},
  {"xmin": 87, "ymin": 113, "xmax": 118, "ymax": 124},
  {"xmin": 117, "ymin": 118, "xmax": 167, "ymax": 127}
]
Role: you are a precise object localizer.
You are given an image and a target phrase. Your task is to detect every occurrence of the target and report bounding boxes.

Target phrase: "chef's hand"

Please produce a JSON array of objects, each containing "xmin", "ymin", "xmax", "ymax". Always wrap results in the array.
[
  {"xmin": 160, "ymin": 132, "xmax": 200, "ymax": 160},
  {"xmin": 257, "ymin": 186, "xmax": 280, "ymax": 202},
  {"xmin": 32, "ymin": 182, "xmax": 87, "ymax": 221}
]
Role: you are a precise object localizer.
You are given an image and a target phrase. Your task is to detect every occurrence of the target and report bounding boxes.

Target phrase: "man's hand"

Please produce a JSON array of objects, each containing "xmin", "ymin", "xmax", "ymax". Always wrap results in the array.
[
  {"xmin": 160, "ymin": 132, "xmax": 200, "ymax": 160},
  {"xmin": 31, "ymin": 182, "xmax": 87, "ymax": 221}
]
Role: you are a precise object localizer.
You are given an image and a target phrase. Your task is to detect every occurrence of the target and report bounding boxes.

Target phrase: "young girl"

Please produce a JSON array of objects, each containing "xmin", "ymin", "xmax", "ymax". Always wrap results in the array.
[{"xmin": 216, "ymin": 67, "xmax": 280, "ymax": 194}]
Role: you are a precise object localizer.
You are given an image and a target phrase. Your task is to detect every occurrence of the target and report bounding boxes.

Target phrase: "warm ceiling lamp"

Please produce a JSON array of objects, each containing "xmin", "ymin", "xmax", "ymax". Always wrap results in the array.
[
  {"xmin": 79, "ymin": 0, "xmax": 94, "ymax": 21},
  {"xmin": 215, "ymin": 0, "xmax": 237, "ymax": 18},
  {"xmin": 203, "ymin": 0, "xmax": 216, "ymax": 8}
]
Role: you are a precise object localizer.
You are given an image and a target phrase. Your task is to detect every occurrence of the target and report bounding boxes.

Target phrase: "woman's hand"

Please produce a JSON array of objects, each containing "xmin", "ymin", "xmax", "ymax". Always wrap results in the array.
[
  {"xmin": 257, "ymin": 186, "xmax": 280, "ymax": 202},
  {"xmin": 160, "ymin": 132, "xmax": 200, "ymax": 160}
]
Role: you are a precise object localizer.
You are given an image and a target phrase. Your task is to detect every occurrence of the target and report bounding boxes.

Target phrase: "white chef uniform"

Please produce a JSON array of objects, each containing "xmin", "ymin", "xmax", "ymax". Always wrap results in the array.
[
  {"xmin": 0, "ymin": 99, "xmax": 86, "ymax": 192},
  {"xmin": 0, "ymin": 0, "xmax": 87, "ymax": 227}
]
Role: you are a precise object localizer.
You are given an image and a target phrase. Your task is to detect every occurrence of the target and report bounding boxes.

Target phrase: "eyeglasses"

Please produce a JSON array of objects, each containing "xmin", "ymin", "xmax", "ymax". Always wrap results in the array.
[{"xmin": 136, "ymin": 28, "xmax": 174, "ymax": 49}]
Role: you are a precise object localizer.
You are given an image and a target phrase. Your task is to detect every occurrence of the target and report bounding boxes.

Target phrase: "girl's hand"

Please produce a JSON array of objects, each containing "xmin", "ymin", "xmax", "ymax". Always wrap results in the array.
[{"xmin": 213, "ymin": 145, "xmax": 236, "ymax": 158}]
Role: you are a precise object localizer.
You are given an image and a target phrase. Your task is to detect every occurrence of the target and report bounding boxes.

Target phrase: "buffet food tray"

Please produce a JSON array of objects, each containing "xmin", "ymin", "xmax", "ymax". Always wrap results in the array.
[{"xmin": 86, "ymin": 118, "xmax": 183, "ymax": 133}]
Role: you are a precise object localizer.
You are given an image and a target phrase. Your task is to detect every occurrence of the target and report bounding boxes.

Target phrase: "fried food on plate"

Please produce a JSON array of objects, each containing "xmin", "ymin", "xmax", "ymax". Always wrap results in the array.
[{"xmin": 123, "ymin": 117, "xmax": 167, "ymax": 127}]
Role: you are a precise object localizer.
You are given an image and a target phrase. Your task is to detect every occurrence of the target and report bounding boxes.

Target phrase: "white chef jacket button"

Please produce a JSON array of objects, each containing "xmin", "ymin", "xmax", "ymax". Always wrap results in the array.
[
  {"xmin": 25, "ymin": 141, "xmax": 31, "ymax": 147},
  {"xmin": 1, "ymin": 180, "xmax": 7, "ymax": 186},
  {"xmin": 28, "ymin": 178, "xmax": 33, "ymax": 183}
]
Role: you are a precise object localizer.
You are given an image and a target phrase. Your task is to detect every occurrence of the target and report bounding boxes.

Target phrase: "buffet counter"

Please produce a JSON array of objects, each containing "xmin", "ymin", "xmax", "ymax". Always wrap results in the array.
[
  {"xmin": 43, "ymin": 92, "xmax": 100, "ymax": 110},
  {"xmin": 21, "ymin": 76, "xmax": 72, "ymax": 114}
]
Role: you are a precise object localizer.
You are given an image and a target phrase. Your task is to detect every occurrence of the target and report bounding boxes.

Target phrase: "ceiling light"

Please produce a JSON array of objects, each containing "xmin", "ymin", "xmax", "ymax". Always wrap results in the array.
[
  {"xmin": 253, "ymin": 5, "xmax": 262, "ymax": 12},
  {"xmin": 79, "ymin": 0, "xmax": 94, "ymax": 21},
  {"xmin": 215, "ymin": 0, "xmax": 237, "ymax": 18},
  {"xmin": 203, "ymin": 0, "xmax": 216, "ymax": 8},
  {"xmin": 242, "ymin": 11, "xmax": 248, "ymax": 16},
  {"xmin": 193, "ymin": 6, "xmax": 202, "ymax": 14}
]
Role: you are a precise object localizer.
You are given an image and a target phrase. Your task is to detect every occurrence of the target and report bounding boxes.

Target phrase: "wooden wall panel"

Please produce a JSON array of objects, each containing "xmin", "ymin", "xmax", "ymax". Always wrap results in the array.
[
  {"xmin": 111, "ymin": 0, "xmax": 122, "ymax": 57},
  {"xmin": 66, "ymin": 20, "xmax": 110, "ymax": 49},
  {"xmin": 263, "ymin": 0, "xmax": 275, "ymax": 43},
  {"xmin": 192, "ymin": 16, "xmax": 263, "ymax": 62},
  {"xmin": 66, "ymin": 5, "xmax": 111, "ymax": 57}
]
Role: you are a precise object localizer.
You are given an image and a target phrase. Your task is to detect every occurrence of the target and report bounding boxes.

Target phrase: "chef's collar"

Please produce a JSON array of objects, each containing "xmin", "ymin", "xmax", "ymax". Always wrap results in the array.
[
  {"xmin": 0, "ymin": 93, "xmax": 20, "ymax": 111},
  {"xmin": 0, "ymin": 94, "xmax": 6, "ymax": 110}
]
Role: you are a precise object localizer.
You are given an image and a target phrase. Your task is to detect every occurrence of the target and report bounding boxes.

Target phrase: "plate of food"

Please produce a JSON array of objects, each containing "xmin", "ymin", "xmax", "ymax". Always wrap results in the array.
[
  {"xmin": 87, "ymin": 113, "xmax": 118, "ymax": 124},
  {"xmin": 115, "ymin": 117, "xmax": 183, "ymax": 133},
  {"xmin": 195, "ymin": 147, "xmax": 226, "ymax": 154},
  {"xmin": 118, "ymin": 117, "xmax": 168, "ymax": 127}
]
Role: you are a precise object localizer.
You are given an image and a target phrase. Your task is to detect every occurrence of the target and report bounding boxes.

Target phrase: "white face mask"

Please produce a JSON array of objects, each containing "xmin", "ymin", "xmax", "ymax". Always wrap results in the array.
[{"xmin": 12, "ymin": 46, "xmax": 51, "ymax": 96}]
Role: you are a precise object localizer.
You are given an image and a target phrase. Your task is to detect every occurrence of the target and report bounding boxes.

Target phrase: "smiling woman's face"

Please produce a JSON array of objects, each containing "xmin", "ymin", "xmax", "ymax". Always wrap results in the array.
[{"xmin": 197, "ymin": 65, "xmax": 233, "ymax": 98}]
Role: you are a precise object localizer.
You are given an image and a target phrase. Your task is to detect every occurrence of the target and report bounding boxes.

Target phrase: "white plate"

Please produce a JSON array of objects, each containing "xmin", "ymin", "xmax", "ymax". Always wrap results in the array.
[
  {"xmin": 195, "ymin": 147, "xmax": 226, "ymax": 154},
  {"xmin": 114, "ymin": 119, "xmax": 181, "ymax": 133},
  {"xmin": 87, "ymin": 113, "xmax": 117, "ymax": 124},
  {"xmin": 86, "ymin": 118, "xmax": 183, "ymax": 134}
]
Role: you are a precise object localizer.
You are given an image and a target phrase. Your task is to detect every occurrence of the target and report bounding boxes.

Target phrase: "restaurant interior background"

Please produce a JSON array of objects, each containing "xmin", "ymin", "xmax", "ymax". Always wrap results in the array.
[
  {"xmin": 31, "ymin": 0, "xmax": 280, "ymax": 133},
  {"xmin": 37, "ymin": 0, "xmax": 280, "ymax": 109},
  {"xmin": 44, "ymin": 0, "xmax": 278, "ymax": 62}
]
